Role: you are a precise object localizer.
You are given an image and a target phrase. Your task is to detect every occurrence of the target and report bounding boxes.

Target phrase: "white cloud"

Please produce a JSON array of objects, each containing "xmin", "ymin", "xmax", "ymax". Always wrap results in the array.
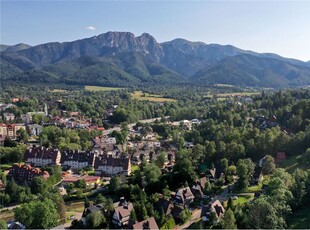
[{"xmin": 86, "ymin": 26, "xmax": 96, "ymax": 31}]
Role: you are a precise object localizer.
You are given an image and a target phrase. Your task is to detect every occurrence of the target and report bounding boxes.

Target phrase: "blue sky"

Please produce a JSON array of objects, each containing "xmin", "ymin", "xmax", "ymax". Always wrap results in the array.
[{"xmin": 1, "ymin": 0, "xmax": 310, "ymax": 61}]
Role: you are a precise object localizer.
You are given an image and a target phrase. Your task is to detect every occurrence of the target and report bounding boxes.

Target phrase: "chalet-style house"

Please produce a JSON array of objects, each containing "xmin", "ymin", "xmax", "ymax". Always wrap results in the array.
[
  {"xmin": 0, "ymin": 123, "xmax": 26, "ymax": 140},
  {"xmin": 24, "ymin": 146, "xmax": 61, "ymax": 166},
  {"xmin": 201, "ymin": 200, "xmax": 225, "ymax": 222},
  {"xmin": 175, "ymin": 187, "xmax": 195, "ymax": 206},
  {"xmin": 207, "ymin": 166, "xmax": 224, "ymax": 183},
  {"xmin": 112, "ymin": 198, "xmax": 134, "ymax": 227},
  {"xmin": 191, "ymin": 177, "xmax": 208, "ymax": 199},
  {"xmin": 8, "ymin": 163, "xmax": 50, "ymax": 183},
  {"xmin": 94, "ymin": 155, "xmax": 131, "ymax": 176},
  {"xmin": 132, "ymin": 217, "xmax": 159, "ymax": 230},
  {"xmin": 60, "ymin": 150, "xmax": 97, "ymax": 170}
]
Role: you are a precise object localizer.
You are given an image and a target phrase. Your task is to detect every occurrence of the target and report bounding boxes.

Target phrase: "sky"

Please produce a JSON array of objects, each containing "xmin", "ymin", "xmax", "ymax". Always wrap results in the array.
[{"xmin": 1, "ymin": 0, "xmax": 310, "ymax": 61}]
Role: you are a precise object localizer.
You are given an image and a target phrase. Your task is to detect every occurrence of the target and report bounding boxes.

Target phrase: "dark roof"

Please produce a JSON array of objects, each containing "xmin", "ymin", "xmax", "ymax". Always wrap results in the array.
[
  {"xmin": 82, "ymin": 204, "xmax": 104, "ymax": 217},
  {"xmin": 132, "ymin": 217, "xmax": 159, "ymax": 230},
  {"xmin": 253, "ymin": 165, "xmax": 263, "ymax": 179},
  {"xmin": 154, "ymin": 198, "xmax": 174, "ymax": 215},
  {"xmin": 24, "ymin": 146, "xmax": 59, "ymax": 162},
  {"xmin": 170, "ymin": 206, "xmax": 184, "ymax": 219},
  {"xmin": 94, "ymin": 156, "xmax": 130, "ymax": 170},
  {"xmin": 61, "ymin": 150, "xmax": 95, "ymax": 165}
]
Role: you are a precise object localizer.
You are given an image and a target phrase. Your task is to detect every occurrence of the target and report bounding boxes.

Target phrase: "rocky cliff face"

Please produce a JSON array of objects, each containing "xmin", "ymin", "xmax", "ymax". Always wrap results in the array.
[{"xmin": 14, "ymin": 32, "xmax": 163, "ymax": 65}]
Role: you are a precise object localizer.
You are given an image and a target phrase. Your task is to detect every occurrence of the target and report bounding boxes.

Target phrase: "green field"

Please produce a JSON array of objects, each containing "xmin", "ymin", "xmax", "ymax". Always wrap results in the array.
[
  {"xmin": 233, "ymin": 194, "xmax": 254, "ymax": 206},
  {"xmin": 85, "ymin": 86, "xmax": 124, "ymax": 91},
  {"xmin": 214, "ymin": 84, "xmax": 235, "ymax": 87},
  {"xmin": 49, "ymin": 89, "xmax": 68, "ymax": 93},
  {"xmin": 287, "ymin": 203, "xmax": 310, "ymax": 229},
  {"xmin": 216, "ymin": 92, "xmax": 260, "ymax": 98},
  {"xmin": 131, "ymin": 91, "xmax": 176, "ymax": 102},
  {"xmin": 279, "ymin": 155, "xmax": 308, "ymax": 173}
]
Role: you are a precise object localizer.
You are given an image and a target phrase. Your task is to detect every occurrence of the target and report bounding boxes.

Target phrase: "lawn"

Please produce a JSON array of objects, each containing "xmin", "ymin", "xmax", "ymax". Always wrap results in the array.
[
  {"xmin": 246, "ymin": 184, "xmax": 262, "ymax": 193},
  {"xmin": 49, "ymin": 89, "xmax": 68, "ymax": 93},
  {"xmin": 214, "ymin": 84, "xmax": 235, "ymax": 87},
  {"xmin": 131, "ymin": 165, "xmax": 139, "ymax": 173},
  {"xmin": 279, "ymin": 155, "xmax": 307, "ymax": 173},
  {"xmin": 85, "ymin": 86, "xmax": 124, "ymax": 91},
  {"xmin": 287, "ymin": 203, "xmax": 310, "ymax": 229},
  {"xmin": 224, "ymin": 194, "xmax": 254, "ymax": 207},
  {"xmin": 131, "ymin": 91, "xmax": 176, "ymax": 102},
  {"xmin": 66, "ymin": 202, "xmax": 85, "ymax": 212},
  {"xmin": 232, "ymin": 194, "xmax": 254, "ymax": 206},
  {"xmin": 216, "ymin": 92, "xmax": 260, "ymax": 98}
]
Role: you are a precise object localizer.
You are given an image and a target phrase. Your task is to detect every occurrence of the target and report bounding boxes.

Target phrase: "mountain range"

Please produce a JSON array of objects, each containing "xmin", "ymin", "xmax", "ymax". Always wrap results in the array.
[{"xmin": 1, "ymin": 31, "xmax": 310, "ymax": 88}]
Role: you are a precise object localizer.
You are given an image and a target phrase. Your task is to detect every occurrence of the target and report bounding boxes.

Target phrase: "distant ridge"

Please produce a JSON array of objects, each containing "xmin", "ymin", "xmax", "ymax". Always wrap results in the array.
[{"xmin": 1, "ymin": 31, "xmax": 310, "ymax": 88}]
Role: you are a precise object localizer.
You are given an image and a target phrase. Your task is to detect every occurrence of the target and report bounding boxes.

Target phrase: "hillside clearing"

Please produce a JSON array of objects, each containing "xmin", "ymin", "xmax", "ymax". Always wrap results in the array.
[
  {"xmin": 85, "ymin": 86, "xmax": 124, "ymax": 91},
  {"xmin": 131, "ymin": 91, "xmax": 176, "ymax": 102}
]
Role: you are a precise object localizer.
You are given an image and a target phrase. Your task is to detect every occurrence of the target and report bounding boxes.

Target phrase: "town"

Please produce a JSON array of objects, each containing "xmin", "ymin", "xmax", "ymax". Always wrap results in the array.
[{"xmin": 0, "ymin": 85, "xmax": 310, "ymax": 229}]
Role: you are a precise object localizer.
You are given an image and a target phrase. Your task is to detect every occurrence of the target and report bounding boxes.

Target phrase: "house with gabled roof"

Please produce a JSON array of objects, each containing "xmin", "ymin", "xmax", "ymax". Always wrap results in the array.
[
  {"xmin": 94, "ymin": 155, "xmax": 131, "ymax": 176},
  {"xmin": 81, "ymin": 204, "xmax": 104, "ymax": 225},
  {"xmin": 154, "ymin": 198, "xmax": 174, "ymax": 216},
  {"xmin": 112, "ymin": 198, "xmax": 134, "ymax": 227},
  {"xmin": 207, "ymin": 166, "xmax": 224, "ymax": 183},
  {"xmin": 175, "ymin": 187, "xmax": 194, "ymax": 206},
  {"xmin": 201, "ymin": 200, "xmax": 225, "ymax": 222},
  {"xmin": 191, "ymin": 177, "xmax": 208, "ymax": 199},
  {"xmin": 132, "ymin": 217, "xmax": 159, "ymax": 230},
  {"xmin": 24, "ymin": 146, "xmax": 61, "ymax": 166},
  {"xmin": 60, "ymin": 150, "xmax": 97, "ymax": 170},
  {"xmin": 8, "ymin": 163, "xmax": 50, "ymax": 183}
]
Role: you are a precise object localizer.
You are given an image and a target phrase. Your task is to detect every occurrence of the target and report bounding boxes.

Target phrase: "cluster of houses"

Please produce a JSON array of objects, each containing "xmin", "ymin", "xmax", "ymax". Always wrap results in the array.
[{"xmin": 80, "ymin": 179, "xmax": 226, "ymax": 229}]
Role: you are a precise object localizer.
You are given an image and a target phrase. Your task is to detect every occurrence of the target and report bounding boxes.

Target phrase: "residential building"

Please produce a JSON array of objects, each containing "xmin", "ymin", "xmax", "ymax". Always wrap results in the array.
[
  {"xmin": 94, "ymin": 155, "xmax": 131, "ymax": 176},
  {"xmin": 191, "ymin": 177, "xmax": 208, "ymax": 199},
  {"xmin": 175, "ymin": 187, "xmax": 194, "ymax": 206},
  {"xmin": 8, "ymin": 163, "xmax": 50, "ymax": 183},
  {"xmin": 201, "ymin": 200, "xmax": 225, "ymax": 222},
  {"xmin": 62, "ymin": 175, "xmax": 101, "ymax": 187},
  {"xmin": 112, "ymin": 198, "xmax": 134, "ymax": 227},
  {"xmin": 3, "ymin": 113, "xmax": 15, "ymax": 121},
  {"xmin": 24, "ymin": 146, "xmax": 61, "ymax": 166},
  {"xmin": 0, "ymin": 123, "xmax": 26, "ymax": 139},
  {"xmin": 60, "ymin": 150, "xmax": 97, "ymax": 170},
  {"xmin": 27, "ymin": 124, "xmax": 43, "ymax": 136},
  {"xmin": 132, "ymin": 217, "xmax": 159, "ymax": 230},
  {"xmin": 81, "ymin": 204, "xmax": 104, "ymax": 225},
  {"xmin": 154, "ymin": 198, "xmax": 174, "ymax": 216}
]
